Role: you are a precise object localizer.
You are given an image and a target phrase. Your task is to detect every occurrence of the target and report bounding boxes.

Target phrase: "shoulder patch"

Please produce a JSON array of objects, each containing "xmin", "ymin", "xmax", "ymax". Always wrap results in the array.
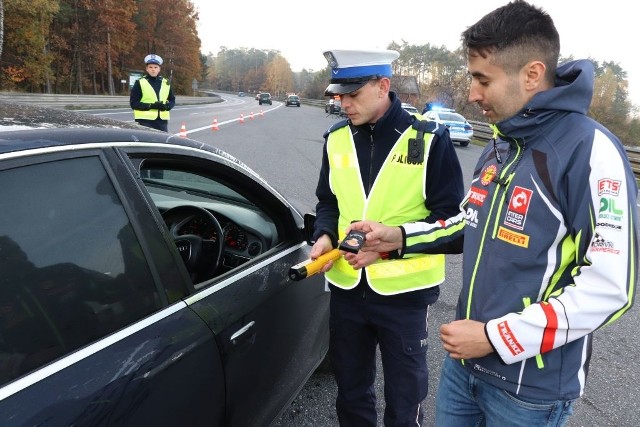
[{"xmin": 323, "ymin": 119, "xmax": 349, "ymax": 138}]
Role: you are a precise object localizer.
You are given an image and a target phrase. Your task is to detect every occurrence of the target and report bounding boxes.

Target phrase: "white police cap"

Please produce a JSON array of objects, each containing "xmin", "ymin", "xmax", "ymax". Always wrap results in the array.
[
  {"xmin": 323, "ymin": 49, "xmax": 399, "ymax": 96},
  {"xmin": 144, "ymin": 54, "xmax": 163, "ymax": 65}
]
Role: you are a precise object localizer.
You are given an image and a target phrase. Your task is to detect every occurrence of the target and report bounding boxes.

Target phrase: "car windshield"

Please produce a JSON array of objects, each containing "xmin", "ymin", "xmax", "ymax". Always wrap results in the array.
[
  {"xmin": 142, "ymin": 169, "xmax": 253, "ymax": 205},
  {"xmin": 440, "ymin": 113, "xmax": 466, "ymax": 122}
]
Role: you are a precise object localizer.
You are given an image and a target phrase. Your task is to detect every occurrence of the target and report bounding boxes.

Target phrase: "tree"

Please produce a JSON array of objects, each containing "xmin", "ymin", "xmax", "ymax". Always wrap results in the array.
[{"xmin": 2, "ymin": 0, "xmax": 59, "ymax": 91}]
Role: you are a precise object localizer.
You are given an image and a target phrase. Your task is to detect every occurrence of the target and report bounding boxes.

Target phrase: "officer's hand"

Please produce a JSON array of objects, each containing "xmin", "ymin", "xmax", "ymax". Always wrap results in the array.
[
  {"xmin": 159, "ymin": 102, "xmax": 170, "ymax": 111},
  {"xmin": 151, "ymin": 102, "xmax": 163, "ymax": 110},
  {"xmin": 310, "ymin": 235, "xmax": 336, "ymax": 273},
  {"xmin": 344, "ymin": 250, "xmax": 380, "ymax": 270}
]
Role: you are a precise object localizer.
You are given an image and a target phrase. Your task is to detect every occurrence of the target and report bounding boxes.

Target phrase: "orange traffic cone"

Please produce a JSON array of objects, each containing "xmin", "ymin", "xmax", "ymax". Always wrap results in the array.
[
  {"xmin": 240, "ymin": 113, "xmax": 245, "ymax": 124},
  {"xmin": 260, "ymin": 109, "xmax": 264, "ymax": 117},
  {"xmin": 179, "ymin": 122, "xmax": 187, "ymax": 138},
  {"xmin": 250, "ymin": 112, "xmax": 254, "ymax": 120},
  {"xmin": 212, "ymin": 118, "xmax": 219, "ymax": 131}
]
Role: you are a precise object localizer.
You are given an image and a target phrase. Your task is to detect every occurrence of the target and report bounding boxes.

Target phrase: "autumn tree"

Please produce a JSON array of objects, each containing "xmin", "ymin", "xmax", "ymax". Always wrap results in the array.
[
  {"xmin": 132, "ymin": 0, "xmax": 201, "ymax": 94},
  {"xmin": 1, "ymin": 0, "xmax": 59, "ymax": 91}
]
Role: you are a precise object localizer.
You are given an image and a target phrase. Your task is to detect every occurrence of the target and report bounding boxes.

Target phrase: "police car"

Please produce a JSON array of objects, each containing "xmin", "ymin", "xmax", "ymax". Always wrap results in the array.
[{"xmin": 423, "ymin": 107, "xmax": 474, "ymax": 147}]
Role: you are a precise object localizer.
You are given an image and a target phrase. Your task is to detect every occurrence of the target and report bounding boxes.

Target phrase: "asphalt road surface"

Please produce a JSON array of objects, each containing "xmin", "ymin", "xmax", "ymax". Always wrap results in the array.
[{"xmin": 94, "ymin": 96, "xmax": 640, "ymax": 426}]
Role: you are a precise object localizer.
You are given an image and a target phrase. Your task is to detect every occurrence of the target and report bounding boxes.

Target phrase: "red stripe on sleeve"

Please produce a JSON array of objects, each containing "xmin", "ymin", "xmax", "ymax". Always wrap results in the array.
[{"xmin": 540, "ymin": 302, "xmax": 558, "ymax": 353}]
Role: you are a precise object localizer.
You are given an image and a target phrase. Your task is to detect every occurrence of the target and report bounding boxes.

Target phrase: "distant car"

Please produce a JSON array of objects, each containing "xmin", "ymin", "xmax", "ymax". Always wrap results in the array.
[
  {"xmin": 325, "ymin": 99, "xmax": 341, "ymax": 114},
  {"xmin": 258, "ymin": 93, "xmax": 272, "ymax": 105},
  {"xmin": 285, "ymin": 94, "xmax": 300, "ymax": 107},
  {"xmin": 424, "ymin": 109, "xmax": 474, "ymax": 147},
  {"xmin": 0, "ymin": 102, "xmax": 329, "ymax": 426},
  {"xmin": 238, "ymin": 91, "xmax": 245, "ymax": 97},
  {"xmin": 401, "ymin": 103, "xmax": 419, "ymax": 114}
]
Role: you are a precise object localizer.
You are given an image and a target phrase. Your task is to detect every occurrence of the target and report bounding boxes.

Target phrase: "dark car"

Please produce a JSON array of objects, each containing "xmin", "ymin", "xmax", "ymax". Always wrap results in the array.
[
  {"xmin": 325, "ymin": 98, "xmax": 341, "ymax": 115},
  {"xmin": 285, "ymin": 94, "xmax": 300, "ymax": 107},
  {"xmin": 0, "ymin": 103, "xmax": 329, "ymax": 426},
  {"xmin": 257, "ymin": 92, "xmax": 272, "ymax": 105}
]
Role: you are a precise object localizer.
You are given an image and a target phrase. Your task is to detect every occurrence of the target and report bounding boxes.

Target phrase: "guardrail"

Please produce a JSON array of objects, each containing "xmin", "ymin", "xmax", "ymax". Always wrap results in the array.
[
  {"xmin": 0, "ymin": 92, "xmax": 222, "ymax": 109},
  {"xmin": 469, "ymin": 120, "xmax": 640, "ymax": 180}
]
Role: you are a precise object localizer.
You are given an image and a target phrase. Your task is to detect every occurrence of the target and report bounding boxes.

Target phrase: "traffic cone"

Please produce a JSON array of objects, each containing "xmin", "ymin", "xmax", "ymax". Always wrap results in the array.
[
  {"xmin": 179, "ymin": 122, "xmax": 187, "ymax": 138},
  {"xmin": 212, "ymin": 118, "xmax": 219, "ymax": 131},
  {"xmin": 240, "ymin": 113, "xmax": 245, "ymax": 124},
  {"xmin": 260, "ymin": 110, "xmax": 264, "ymax": 117},
  {"xmin": 250, "ymin": 112, "xmax": 254, "ymax": 120}
]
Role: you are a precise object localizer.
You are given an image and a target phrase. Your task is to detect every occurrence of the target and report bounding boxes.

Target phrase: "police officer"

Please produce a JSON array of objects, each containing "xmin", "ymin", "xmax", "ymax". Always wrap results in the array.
[
  {"xmin": 129, "ymin": 54, "xmax": 175, "ymax": 132},
  {"xmin": 310, "ymin": 49, "xmax": 464, "ymax": 426}
]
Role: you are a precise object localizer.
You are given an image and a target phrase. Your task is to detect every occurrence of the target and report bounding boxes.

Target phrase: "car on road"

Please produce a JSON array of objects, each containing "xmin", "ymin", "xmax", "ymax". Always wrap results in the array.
[
  {"xmin": 257, "ymin": 92, "xmax": 272, "ymax": 105},
  {"xmin": 238, "ymin": 91, "xmax": 245, "ymax": 97},
  {"xmin": 325, "ymin": 98, "xmax": 341, "ymax": 115},
  {"xmin": 401, "ymin": 103, "xmax": 419, "ymax": 114},
  {"xmin": 0, "ymin": 102, "xmax": 329, "ymax": 426},
  {"xmin": 424, "ymin": 109, "xmax": 474, "ymax": 146},
  {"xmin": 285, "ymin": 94, "xmax": 300, "ymax": 107}
]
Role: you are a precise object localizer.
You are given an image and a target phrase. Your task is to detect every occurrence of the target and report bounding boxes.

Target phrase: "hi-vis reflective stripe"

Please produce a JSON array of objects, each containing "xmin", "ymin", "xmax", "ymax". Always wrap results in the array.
[
  {"xmin": 330, "ymin": 153, "xmax": 357, "ymax": 168},
  {"xmin": 367, "ymin": 255, "xmax": 443, "ymax": 279}
]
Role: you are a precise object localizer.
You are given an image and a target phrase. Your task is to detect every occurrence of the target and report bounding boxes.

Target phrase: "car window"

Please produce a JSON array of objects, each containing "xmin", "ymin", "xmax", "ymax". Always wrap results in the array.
[
  {"xmin": 440, "ymin": 112, "xmax": 466, "ymax": 122},
  {"xmin": 139, "ymin": 162, "xmax": 281, "ymax": 286},
  {"xmin": 0, "ymin": 156, "xmax": 161, "ymax": 386}
]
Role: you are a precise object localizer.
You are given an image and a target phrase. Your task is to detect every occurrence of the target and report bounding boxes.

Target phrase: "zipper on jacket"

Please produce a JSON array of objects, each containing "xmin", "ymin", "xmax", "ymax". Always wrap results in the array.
[
  {"xmin": 367, "ymin": 127, "xmax": 375, "ymax": 193},
  {"xmin": 490, "ymin": 140, "xmax": 524, "ymax": 240}
]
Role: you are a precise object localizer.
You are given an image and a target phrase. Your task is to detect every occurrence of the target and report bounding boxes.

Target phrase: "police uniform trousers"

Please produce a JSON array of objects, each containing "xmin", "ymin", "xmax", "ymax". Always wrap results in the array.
[
  {"xmin": 135, "ymin": 118, "xmax": 168, "ymax": 132},
  {"xmin": 329, "ymin": 279, "xmax": 438, "ymax": 427}
]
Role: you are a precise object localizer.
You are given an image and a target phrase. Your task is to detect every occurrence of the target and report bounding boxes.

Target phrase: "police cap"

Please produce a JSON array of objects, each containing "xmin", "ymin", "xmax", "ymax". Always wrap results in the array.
[
  {"xmin": 323, "ymin": 49, "xmax": 399, "ymax": 96},
  {"xmin": 144, "ymin": 54, "xmax": 163, "ymax": 65}
]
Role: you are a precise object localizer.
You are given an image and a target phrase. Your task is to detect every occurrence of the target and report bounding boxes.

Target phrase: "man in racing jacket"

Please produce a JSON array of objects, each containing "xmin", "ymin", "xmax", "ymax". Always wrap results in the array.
[{"xmin": 348, "ymin": 1, "xmax": 638, "ymax": 425}]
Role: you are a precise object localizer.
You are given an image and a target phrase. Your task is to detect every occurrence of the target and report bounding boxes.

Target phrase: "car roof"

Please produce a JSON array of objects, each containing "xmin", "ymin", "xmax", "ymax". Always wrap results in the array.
[{"xmin": 0, "ymin": 102, "xmax": 231, "ymax": 159}]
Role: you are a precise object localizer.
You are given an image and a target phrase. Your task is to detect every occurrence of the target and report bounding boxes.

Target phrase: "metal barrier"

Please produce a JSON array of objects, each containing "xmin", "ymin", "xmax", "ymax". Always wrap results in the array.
[
  {"xmin": 469, "ymin": 120, "xmax": 640, "ymax": 180},
  {"xmin": 0, "ymin": 92, "xmax": 221, "ymax": 109}
]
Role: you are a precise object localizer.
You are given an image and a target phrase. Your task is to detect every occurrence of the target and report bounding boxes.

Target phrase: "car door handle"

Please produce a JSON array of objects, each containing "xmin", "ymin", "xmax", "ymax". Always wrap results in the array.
[{"xmin": 230, "ymin": 321, "xmax": 255, "ymax": 345}]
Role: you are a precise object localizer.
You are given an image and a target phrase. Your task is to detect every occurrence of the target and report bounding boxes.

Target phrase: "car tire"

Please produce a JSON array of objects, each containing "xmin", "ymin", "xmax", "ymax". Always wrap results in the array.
[{"xmin": 459, "ymin": 141, "xmax": 469, "ymax": 147}]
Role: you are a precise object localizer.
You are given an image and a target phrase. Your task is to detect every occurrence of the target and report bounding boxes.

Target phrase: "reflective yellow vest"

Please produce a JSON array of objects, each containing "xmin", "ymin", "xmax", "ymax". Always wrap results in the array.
[
  {"xmin": 133, "ymin": 77, "xmax": 171, "ymax": 120},
  {"xmin": 325, "ymin": 123, "xmax": 445, "ymax": 295}
]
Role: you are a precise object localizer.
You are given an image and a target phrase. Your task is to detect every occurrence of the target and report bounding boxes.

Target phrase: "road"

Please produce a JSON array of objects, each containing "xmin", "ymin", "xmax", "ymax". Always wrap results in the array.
[{"xmin": 91, "ymin": 96, "xmax": 640, "ymax": 426}]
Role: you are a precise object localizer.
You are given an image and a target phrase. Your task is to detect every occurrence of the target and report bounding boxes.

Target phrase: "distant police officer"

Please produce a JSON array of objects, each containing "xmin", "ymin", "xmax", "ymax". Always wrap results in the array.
[
  {"xmin": 309, "ymin": 49, "xmax": 464, "ymax": 426},
  {"xmin": 129, "ymin": 54, "xmax": 175, "ymax": 132}
]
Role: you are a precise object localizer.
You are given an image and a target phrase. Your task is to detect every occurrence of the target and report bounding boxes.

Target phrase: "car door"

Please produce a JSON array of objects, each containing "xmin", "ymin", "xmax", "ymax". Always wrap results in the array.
[
  {"xmin": 123, "ymin": 145, "xmax": 330, "ymax": 426},
  {"xmin": 0, "ymin": 148, "xmax": 224, "ymax": 426}
]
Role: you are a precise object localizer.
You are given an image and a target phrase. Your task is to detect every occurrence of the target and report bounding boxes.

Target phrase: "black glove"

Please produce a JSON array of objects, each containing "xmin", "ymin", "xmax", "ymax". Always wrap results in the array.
[
  {"xmin": 150, "ymin": 102, "xmax": 162, "ymax": 110},
  {"xmin": 160, "ymin": 103, "xmax": 170, "ymax": 111}
]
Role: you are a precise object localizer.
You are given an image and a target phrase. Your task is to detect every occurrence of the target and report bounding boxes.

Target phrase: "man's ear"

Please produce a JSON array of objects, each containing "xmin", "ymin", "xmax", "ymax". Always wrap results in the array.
[
  {"xmin": 379, "ymin": 77, "xmax": 391, "ymax": 96},
  {"xmin": 524, "ymin": 61, "xmax": 547, "ymax": 91}
]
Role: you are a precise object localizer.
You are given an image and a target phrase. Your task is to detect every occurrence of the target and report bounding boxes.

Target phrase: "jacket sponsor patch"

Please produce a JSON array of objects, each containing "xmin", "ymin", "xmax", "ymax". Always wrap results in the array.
[
  {"xmin": 497, "ymin": 321, "xmax": 524, "ymax": 356},
  {"xmin": 480, "ymin": 165, "xmax": 497, "ymax": 186},
  {"xmin": 469, "ymin": 186, "xmax": 488, "ymax": 206},
  {"xmin": 497, "ymin": 226, "xmax": 529, "ymax": 248},
  {"xmin": 591, "ymin": 232, "xmax": 620, "ymax": 254},
  {"xmin": 504, "ymin": 186, "xmax": 532, "ymax": 230},
  {"xmin": 598, "ymin": 178, "xmax": 621, "ymax": 196}
]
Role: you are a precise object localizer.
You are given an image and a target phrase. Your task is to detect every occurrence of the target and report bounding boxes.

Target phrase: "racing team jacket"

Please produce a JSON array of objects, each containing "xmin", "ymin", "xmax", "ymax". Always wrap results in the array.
[
  {"xmin": 406, "ymin": 60, "xmax": 638, "ymax": 400},
  {"xmin": 313, "ymin": 92, "xmax": 464, "ymax": 304}
]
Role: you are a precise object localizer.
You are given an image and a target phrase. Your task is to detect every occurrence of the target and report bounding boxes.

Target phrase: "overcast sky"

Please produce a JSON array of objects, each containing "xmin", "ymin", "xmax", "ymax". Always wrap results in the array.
[{"xmin": 192, "ymin": 0, "xmax": 639, "ymax": 107}]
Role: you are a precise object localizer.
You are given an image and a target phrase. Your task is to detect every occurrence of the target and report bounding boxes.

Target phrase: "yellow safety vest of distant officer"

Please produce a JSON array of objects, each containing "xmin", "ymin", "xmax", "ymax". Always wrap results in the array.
[
  {"xmin": 325, "ymin": 124, "xmax": 445, "ymax": 295},
  {"xmin": 129, "ymin": 53, "xmax": 175, "ymax": 132}
]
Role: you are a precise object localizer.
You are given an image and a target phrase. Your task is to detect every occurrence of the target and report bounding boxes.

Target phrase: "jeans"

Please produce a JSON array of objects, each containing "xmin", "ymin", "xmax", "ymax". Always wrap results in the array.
[{"xmin": 435, "ymin": 355, "xmax": 575, "ymax": 427}]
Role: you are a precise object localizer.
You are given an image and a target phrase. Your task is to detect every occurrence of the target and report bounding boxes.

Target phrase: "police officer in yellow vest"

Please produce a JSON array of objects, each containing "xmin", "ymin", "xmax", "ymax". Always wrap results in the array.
[
  {"xmin": 310, "ymin": 49, "xmax": 464, "ymax": 427},
  {"xmin": 129, "ymin": 54, "xmax": 175, "ymax": 132}
]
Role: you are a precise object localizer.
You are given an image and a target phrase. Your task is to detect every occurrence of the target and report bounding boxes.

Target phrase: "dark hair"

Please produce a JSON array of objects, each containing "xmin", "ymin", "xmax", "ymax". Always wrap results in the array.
[{"xmin": 462, "ymin": 0, "xmax": 559, "ymax": 83}]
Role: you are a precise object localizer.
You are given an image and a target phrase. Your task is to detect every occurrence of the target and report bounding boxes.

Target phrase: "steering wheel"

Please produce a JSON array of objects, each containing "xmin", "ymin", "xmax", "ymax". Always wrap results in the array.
[{"xmin": 161, "ymin": 205, "xmax": 224, "ymax": 282}]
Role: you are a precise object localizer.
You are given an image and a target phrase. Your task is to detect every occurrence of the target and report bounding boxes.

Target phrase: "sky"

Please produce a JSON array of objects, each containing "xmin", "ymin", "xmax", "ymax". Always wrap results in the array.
[{"xmin": 192, "ymin": 0, "xmax": 639, "ymax": 107}]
